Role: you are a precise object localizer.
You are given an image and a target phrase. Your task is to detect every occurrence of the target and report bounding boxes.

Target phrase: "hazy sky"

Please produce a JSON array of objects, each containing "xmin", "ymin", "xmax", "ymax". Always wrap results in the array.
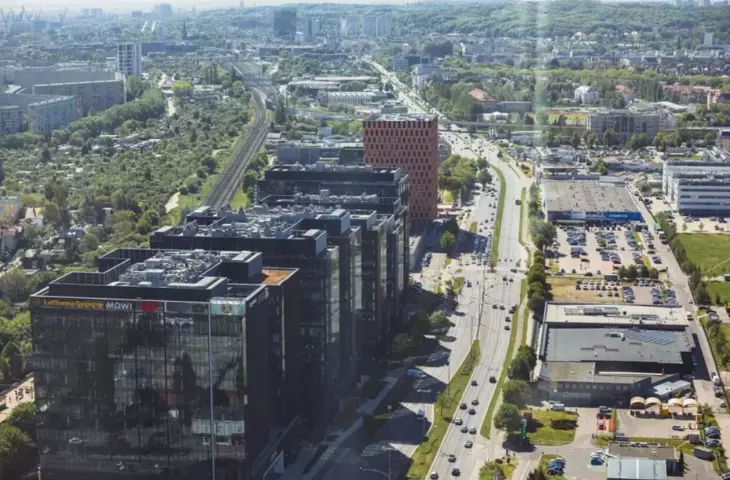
[{"xmin": 1, "ymin": 0, "xmax": 402, "ymax": 13}]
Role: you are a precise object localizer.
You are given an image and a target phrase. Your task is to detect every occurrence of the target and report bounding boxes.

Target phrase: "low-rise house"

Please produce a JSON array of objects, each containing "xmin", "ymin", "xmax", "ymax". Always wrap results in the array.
[{"xmin": 24, "ymin": 207, "xmax": 44, "ymax": 227}]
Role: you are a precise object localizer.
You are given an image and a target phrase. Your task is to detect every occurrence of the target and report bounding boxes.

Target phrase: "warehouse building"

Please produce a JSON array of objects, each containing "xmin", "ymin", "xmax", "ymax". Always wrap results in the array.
[
  {"xmin": 535, "ymin": 303, "xmax": 694, "ymax": 406},
  {"xmin": 542, "ymin": 176, "xmax": 642, "ymax": 224},
  {"xmin": 663, "ymin": 160, "xmax": 730, "ymax": 214}
]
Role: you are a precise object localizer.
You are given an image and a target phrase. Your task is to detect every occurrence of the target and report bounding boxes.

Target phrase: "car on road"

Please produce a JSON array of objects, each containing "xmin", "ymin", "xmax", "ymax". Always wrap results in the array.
[
  {"xmin": 460, "ymin": 426, "xmax": 468, "ymax": 433},
  {"xmin": 471, "ymin": 380, "xmax": 478, "ymax": 386},
  {"xmin": 504, "ymin": 325, "xmax": 510, "ymax": 330},
  {"xmin": 672, "ymin": 425, "xmax": 685, "ymax": 431},
  {"xmin": 454, "ymin": 418, "xmax": 463, "ymax": 425},
  {"xmin": 471, "ymin": 399, "xmax": 479, "ymax": 405},
  {"xmin": 468, "ymin": 408, "xmax": 476, "ymax": 415},
  {"xmin": 451, "ymin": 468, "xmax": 461, "ymax": 477},
  {"xmin": 492, "ymin": 304, "xmax": 498, "ymax": 309},
  {"xmin": 464, "ymin": 440, "xmax": 473, "ymax": 448},
  {"xmin": 502, "ymin": 276, "xmax": 507, "ymax": 281},
  {"xmin": 505, "ymin": 316, "xmax": 511, "ymax": 322},
  {"xmin": 430, "ymin": 473, "xmax": 439, "ymax": 479},
  {"xmin": 459, "ymin": 403, "xmax": 467, "ymax": 410},
  {"xmin": 490, "ymin": 376, "xmax": 497, "ymax": 383},
  {"xmin": 469, "ymin": 427, "xmax": 477, "ymax": 434},
  {"xmin": 499, "ymin": 304, "xmax": 505, "ymax": 310},
  {"xmin": 448, "ymin": 454, "xmax": 456, "ymax": 463}
]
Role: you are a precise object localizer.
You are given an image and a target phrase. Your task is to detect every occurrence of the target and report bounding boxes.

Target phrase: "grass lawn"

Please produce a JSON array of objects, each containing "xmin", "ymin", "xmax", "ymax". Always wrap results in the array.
[
  {"xmin": 547, "ymin": 277, "xmax": 620, "ymax": 304},
  {"xmin": 707, "ymin": 282, "xmax": 730, "ymax": 306},
  {"xmin": 594, "ymin": 436, "xmax": 696, "ymax": 455},
  {"xmin": 518, "ymin": 188, "xmax": 527, "ymax": 247},
  {"xmin": 677, "ymin": 233, "xmax": 730, "ymax": 275},
  {"xmin": 703, "ymin": 319, "xmax": 730, "ymax": 370},
  {"xmin": 479, "ymin": 458, "xmax": 516, "ymax": 480},
  {"xmin": 524, "ymin": 410, "xmax": 577, "ymax": 446},
  {"xmin": 481, "ymin": 278, "xmax": 527, "ymax": 438},
  {"xmin": 540, "ymin": 454, "xmax": 567, "ymax": 480},
  {"xmin": 229, "ymin": 187, "xmax": 249, "ymax": 210},
  {"xmin": 407, "ymin": 341, "xmax": 481, "ymax": 480},
  {"xmin": 441, "ymin": 189, "xmax": 455, "ymax": 204},
  {"xmin": 490, "ymin": 166, "xmax": 507, "ymax": 263}
]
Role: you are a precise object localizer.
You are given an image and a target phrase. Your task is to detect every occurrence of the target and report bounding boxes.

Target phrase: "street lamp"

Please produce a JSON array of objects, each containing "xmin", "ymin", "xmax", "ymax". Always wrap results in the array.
[{"xmin": 416, "ymin": 389, "xmax": 432, "ymax": 436}]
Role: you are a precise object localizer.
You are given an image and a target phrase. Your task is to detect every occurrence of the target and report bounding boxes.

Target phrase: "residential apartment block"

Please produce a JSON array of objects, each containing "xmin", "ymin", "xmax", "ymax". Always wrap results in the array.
[
  {"xmin": 586, "ymin": 110, "xmax": 661, "ymax": 144},
  {"xmin": 33, "ymin": 77, "xmax": 125, "ymax": 115},
  {"xmin": 116, "ymin": 43, "xmax": 143, "ymax": 77},
  {"xmin": 0, "ymin": 93, "xmax": 77, "ymax": 136}
]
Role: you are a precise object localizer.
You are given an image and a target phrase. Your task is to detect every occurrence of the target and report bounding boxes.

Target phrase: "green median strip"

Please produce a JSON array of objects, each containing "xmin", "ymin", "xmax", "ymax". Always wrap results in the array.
[
  {"xmin": 481, "ymin": 278, "xmax": 528, "ymax": 439},
  {"xmin": 407, "ymin": 340, "xmax": 481, "ymax": 480},
  {"xmin": 490, "ymin": 166, "xmax": 507, "ymax": 263},
  {"xmin": 518, "ymin": 187, "xmax": 527, "ymax": 247}
]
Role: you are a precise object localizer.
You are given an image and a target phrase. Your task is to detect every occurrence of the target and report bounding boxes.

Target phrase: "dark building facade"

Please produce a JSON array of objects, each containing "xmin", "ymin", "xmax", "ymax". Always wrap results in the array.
[
  {"xmin": 150, "ymin": 212, "xmax": 341, "ymax": 436},
  {"xmin": 256, "ymin": 165, "xmax": 409, "ymax": 326},
  {"xmin": 259, "ymin": 195, "xmax": 405, "ymax": 365},
  {"xmin": 273, "ymin": 9, "xmax": 297, "ymax": 40},
  {"xmin": 30, "ymin": 248, "xmax": 293, "ymax": 480}
]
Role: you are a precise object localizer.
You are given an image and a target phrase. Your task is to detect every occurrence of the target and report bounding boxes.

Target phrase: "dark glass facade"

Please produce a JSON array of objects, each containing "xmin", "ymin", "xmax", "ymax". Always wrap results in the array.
[
  {"xmin": 150, "ymin": 227, "xmax": 342, "ymax": 436},
  {"xmin": 31, "ymin": 295, "xmax": 268, "ymax": 480}
]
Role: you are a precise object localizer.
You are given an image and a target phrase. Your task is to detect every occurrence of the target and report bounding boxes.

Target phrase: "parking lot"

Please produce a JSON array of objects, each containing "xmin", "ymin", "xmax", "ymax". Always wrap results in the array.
[
  {"xmin": 553, "ymin": 226, "xmax": 648, "ymax": 275},
  {"xmin": 646, "ymin": 199, "xmax": 730, "ymax": 234},
  {"xmin": 615, "ymin": 409, "xmax": 698, "ymax": 440}
]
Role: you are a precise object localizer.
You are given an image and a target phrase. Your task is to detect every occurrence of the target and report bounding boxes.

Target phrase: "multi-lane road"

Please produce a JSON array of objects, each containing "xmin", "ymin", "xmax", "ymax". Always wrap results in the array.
[{"xmin": 366, "ymin": 58, "xmax": 533, "ymax": 479}]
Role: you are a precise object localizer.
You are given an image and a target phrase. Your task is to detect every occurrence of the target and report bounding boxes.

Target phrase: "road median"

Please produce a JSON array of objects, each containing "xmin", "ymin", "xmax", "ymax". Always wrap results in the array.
[{"xmin": 406, "ymin": 340, "xmax": 481, "ymax": 480}]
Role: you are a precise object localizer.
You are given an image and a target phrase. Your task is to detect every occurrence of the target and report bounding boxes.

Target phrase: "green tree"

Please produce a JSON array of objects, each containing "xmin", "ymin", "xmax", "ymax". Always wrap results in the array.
[
  {"xmin": 502, "ymin": 379, "xmax": 530, "ymax": 408},
  {"xmin": 275, "ymin": 98, "xmax": 287, "ymax": 125},
  {"xmin": 570, "ymin": 132, "xmax": 581, "ymax": 148},
  {"xmin": 602, "ymin": 129, "xmax": 618, "ymax": 147},
  {"xmin": 4, "ymin": 403, "xmax": 36, "ymax": 442},
  {"xmin": 0, "ymin": 424, "xmax": 36, "ymax": 479},
  {"xmin": 476, "ymin": 157, "xmax": 488, "ymax": 169},
  {"xmin": 0, "ymin": 342, "xmax": 23, "ymax": 382},
  {"xmin": 440, "ymin": 231, "xmax": 457, "ymax": 251},
  {"xmin": 126, "ymin": 76, "xmax": 146, "ymax": 101},
  {"xmin": 478, "ymin": 169, "xmax": 492, "ymax": 185},
  {"xmin": 391, "ymin": 333, "xmax": 417, "ymax": 357},
  {"xmin": 494, "ymin": 402, "xmax": 522, "ymax": 433},
  {"xmin": 696, "ymin": 283, "xmax": 711, "ymax": 305},
  {"xmin": 172, "ymin": 81, "xmax": 194, "ymax": 98}
]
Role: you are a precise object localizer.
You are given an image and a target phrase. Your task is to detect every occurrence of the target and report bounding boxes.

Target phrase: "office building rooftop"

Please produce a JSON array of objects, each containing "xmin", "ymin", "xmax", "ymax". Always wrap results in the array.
[
  {"xmin": 365, "ymin": 112, "xmax": 437, "ymax": 122},
  {"xmin": 543, "ymin": 303, "xmax": 689, "ymax": 327},
  {"xmin": 543, "ymin": 178, "xmax": 639, "ymax": 214}
]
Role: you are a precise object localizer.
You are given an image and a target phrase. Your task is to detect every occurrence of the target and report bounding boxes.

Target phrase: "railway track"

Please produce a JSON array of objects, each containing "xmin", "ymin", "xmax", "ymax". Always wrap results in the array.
[{"xmin": 204, "ymin": 87, "xmax": 268, "ymax": 209}]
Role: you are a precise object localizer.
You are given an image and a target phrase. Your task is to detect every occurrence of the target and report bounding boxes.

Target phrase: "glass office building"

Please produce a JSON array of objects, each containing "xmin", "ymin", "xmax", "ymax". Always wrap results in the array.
[{"xmin": 30, "ymin": 249, "xmax": 279, "ymax": 480}]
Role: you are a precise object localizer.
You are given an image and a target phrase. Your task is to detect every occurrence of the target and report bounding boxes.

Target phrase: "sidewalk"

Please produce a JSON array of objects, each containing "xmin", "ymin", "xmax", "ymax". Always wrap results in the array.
[{"xmin": 281, "ymin": 365, "xmax": 408, "ymax": 480}]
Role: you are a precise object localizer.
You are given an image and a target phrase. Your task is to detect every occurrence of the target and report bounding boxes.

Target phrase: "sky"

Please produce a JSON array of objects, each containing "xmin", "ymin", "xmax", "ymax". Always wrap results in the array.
[{"xmin": 0, "ymin": 0, "xmax": 408, "ymax": 13}]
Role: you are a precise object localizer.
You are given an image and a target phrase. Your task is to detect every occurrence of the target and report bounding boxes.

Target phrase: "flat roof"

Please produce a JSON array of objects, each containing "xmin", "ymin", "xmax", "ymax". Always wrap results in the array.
[
  {"xmin": 544, "ymin": 303, "xmax": 689, "ymax": 327},
  {"xmin": 608, "ymin": 442, "xmax": 676, "ymax": 460},
  {"xmin": 366, "ymin": 113, "xmax": 437, "ymax": 122},
  {"xmin": 543, "ymin": 178, "xmax": 639, "ymax": 214},
  {"xmin": 606, "ymin": 457, "xmax": 667, "ymax": 480},
  {"xmin": 260, "ymin": 267, "xmax": 296, "ymax": 286},
  {"xmin": 545, "ymin": 326, "xmax": 691, "ymax": 365},
  {"xmin": 541, "ymin": 361, "xmax": 675, "ymax": 384}
]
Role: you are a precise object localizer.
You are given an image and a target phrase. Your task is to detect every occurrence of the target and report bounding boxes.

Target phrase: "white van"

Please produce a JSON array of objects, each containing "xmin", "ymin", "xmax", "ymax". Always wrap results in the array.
[{"xmin": 550, "ymin": 403, "xmax": 566, "ymax": 411}]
